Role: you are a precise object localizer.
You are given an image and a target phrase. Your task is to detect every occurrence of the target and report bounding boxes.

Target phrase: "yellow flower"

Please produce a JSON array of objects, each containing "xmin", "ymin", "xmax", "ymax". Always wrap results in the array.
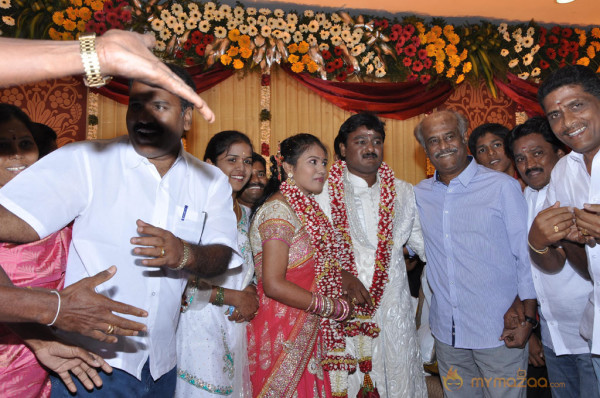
[
  {"xmin": 592, "ymin": 28, "xmax": 600, "ymax": 39},
  {"xmin": 416, "ymin": 22, "xmax": 425, "ymax": 34},
  {"xmin": 52, "ymin": 11, "xmax": 65, "ymax": 25},
  {"xmin": 449, "ymin": 54, "xmax": 460, "ymax": 67},
  {"xmin": 459, "ymin": 49, "xmax": 468, "ymax": 61},
  {"xmin": 587, "ymin": 45, "xmax": 596, "ymax": 59},
  {"xmin": 445, "ymin": 44, "xmax": 458, "ymax": 56},
  {"xmin": 447, "ymin": 33, "xmax": 460, "ymax": 45},
  {"xmin": 233, "ymin": 59, "xmax": 244, "ymax": 69},
  {"xmin": 49, "ymin": 27, "xmax": 61, "ymax": 40},
  {"xmin": 446, "ymin": 67, "xmax": 456, "ymax": 78},
  {"xmin": 579, "ymin": 33, "xmax": 587, "ymax": 47},
  {"xmin": 63, "ymin": 19, "xmax": 77, "ymax": 31},
  {"xmin": 228, "ymin": 29, "xmax": 241, "ymax": 42},
  {"xmin": 220, "ymin": 54, "xmax": 232, "ymax": 65},
  {"xmin": 592, "ymin": 41, "xmax": 600, "ymax": 51},
  {"xmin": 425, "ymin": 32, "xmax": 437, "ymax": 43},
  {"xmin": 434, "ymin": 38, "xmax": 445, "ymax": 50},
  {"xmin": 287, "ymin": 43, "xmax": 298, "ymax": 53},
  {"xmin": 577, "ymin": 57, "xmax": 590, "ymax": 66},
  {"xmin": 456, "ymin": 74, "xmax": 465, "ymax": 84},
  {"xmin": 71, "ymin": 0, "xmax": 83, "ymax": 5},
  {"xmin": 62, "ymin": 32, "xmax": 74, "ymax": 40},
  {"xmin": 291, "ymin": 62, "xmax": 305, "ymax": 73},
  {"xmin": 435, "ymin": 61, "xmax": 445, "ymax": 74},
  {"xmin": 301, "ymin": 54, "xmax": 312, "ymax": 64},
  {"xmin": 462, "ymin": 61, "xmax": 472, "ymax": 73},
  {"xmin": 426, "ymin": 44, "xmax": 437, "ymax": 57},
  {"xmin": 77, "ymin": 20, "xmax": 86, "ymax": 32},
  {"xmin": 435, "ymin": 49, "xmax": 446, "ymax": 62},
  {"xmin": 78, "ymin": 7, "xmax": 91, "ymax": 21},
  {"xmin": 240, "ymin": 47, "xmax": 253, "ymax": 59},
  {"xmin": 66, "ymin": 7, "xmax": 77, "ymax": 21},
  {"xmin": 227, "ymin": 46, "xmax": 239, "ymax": 57},
  {"xmin": 239, "ymin": 35, "xmax": 251, "ymax": 48},
  {"xmin": 288, "ymin": 54, "xmax": 299, "ymax": 64},
  {"xmin": 443, "ymin": 25, "xmax": 454, "ymax": 37},
  {"xmin": 90, "ymin": 0, "xmax": 103, "ymax": 11},
  {"xmin": 431, "ymin": 26, "xmax": 442, "ymax": 37},
  {"xmin": 307, "ymin": 61, "xmax": 319, "ymax": 73},
  {"xmin": 298, "ymin": 41, "xmax": 309, "ymax": 53}
]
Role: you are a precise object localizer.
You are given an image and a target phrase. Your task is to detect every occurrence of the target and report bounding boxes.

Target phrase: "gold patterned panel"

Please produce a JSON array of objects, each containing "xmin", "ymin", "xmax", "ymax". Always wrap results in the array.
[{"xmin": 1, "ymin": 77, "xmax": 87, "ymax": 146}]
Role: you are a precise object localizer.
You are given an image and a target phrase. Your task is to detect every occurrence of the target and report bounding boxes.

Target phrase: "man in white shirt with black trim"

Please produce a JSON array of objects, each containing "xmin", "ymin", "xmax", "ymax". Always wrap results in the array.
[
  {"xmin": 507, "ymin": 115, "xmax": 598, "ymax": 397},
  {"xmin": 0, "ymin": 63, "xmax": 240, "ymax": 397},
  {"xmin": 528, "ymin": 65, "xmax": 600, "ymax": 390}
]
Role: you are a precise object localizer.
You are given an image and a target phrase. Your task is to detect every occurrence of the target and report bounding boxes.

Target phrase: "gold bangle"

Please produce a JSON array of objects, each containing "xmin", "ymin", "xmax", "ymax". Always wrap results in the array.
[
  {"xmin": 214, "ymin": 286, "xmax": 225, "ymax": 307},
  {"xmin": 528, "ymin": 239, "xmax": 549, "ymax": 255},
  {"xmin": 79, "ymin": 32, "xmax": 112, "ymax": 88},
  {"xmin": 174, "ymin": 239, "xmax": 190, "ymax": 270}
]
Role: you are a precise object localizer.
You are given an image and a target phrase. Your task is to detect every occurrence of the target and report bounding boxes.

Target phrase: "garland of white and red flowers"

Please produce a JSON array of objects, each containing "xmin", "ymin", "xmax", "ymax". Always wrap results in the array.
[
  {"xmin": 279, "ymin": 179, "xmax": 356, "ymax": 397},
  {"xmin": 328, "ymin": 159, "xmax": 396, "ymax": 394}
]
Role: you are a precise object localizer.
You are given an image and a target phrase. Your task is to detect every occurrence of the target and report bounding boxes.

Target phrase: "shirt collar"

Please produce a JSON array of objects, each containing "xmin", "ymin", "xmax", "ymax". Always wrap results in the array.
[
  {"xmin": 433, "ymin": 156, "xmax": 475, "ymax": 187},
  {"xmin": 124, "ymin": 139, "xmax": 186, "ymax": 171},
  {"xmin": 346, "ymin": 168, "xmax": 379, "ymax": 189}
]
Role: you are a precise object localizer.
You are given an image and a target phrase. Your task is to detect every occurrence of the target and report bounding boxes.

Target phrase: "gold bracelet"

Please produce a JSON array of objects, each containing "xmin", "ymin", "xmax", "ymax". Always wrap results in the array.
[
  {"xmin": 214, "ymin": 286, "xmax": 225, "ymax": 307},
  {"xmin": 79, "ymin": 32, "xmax": 112, "ymax": 88},
  {"xmin": 174, "ymin": 239, "xmax": 190, "ymax": 270},
  {"xmin": 528, "ymin": 239, "xmax": 549, "ymax": 255}
]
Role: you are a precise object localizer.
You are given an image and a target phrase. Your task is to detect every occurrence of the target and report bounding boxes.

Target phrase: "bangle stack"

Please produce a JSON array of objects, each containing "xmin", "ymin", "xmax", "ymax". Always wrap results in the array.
[
  {"xmin": 528, "ymin": 239, "xmax": 549, "ymax": 255},
  {"xmin": 306, "ymin": 293, "xmax": 351, "ymax": 321},
  {"xmin": 213, "ymin": 286, "xmax": 225, "ymax": 306}
]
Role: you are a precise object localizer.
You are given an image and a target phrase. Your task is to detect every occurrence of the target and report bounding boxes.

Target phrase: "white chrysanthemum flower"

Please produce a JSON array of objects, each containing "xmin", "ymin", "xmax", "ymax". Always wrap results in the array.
[
  {"xmin": 257, "ymin": 15, "xmax": 267, "ymax": 25},
  {"xmin": 267, "ymin": 17, "xmax": 276, "ymax": 28},
  {"xmin": 293, "ymin": 31, "xmax": 303, "ymax": 43},
  {"xmin": 160, "ymin": 9, "xmax": 171, "ymax": 21},
  {"xmin": 331, "ymin": 35, "xmax": 343, "ymax": 46},
  {"xmin": 503, "ymin": 32, "xmax": 510, "ymax": 42},
  {"xmin": 151, "ymin": 19, "xmax": 165, "ymax": 32},
  {"xmin": 234, "ymin": 6, "xmax": 244, "ymax": 18},
  {"xmin": 204, "ymin": 2, "xmax": 216, "ymax": 12},
  {"xmin": 375, "ymin": 67, "xmax": 386, "ymax": 78},
  {"xmin": 512, "ymin": 28, "xmax": 522, "ymax": 38},
  {"xmin": 331, "ymin": 13, "xmax": 341, "ymax": 23},
  {"xmin": 366, "ymin": 64, "xmax": 374, "ymax": 74},
  {"xmin": 247, "ymin": 7, "xmax": 257, "ymax": 16},
  {"xmin": 330, "ymin": 24, "xmax": 341, "ymax": 36},
  {"xmin": 500, "ymin": 48, "xmax": 509, "ymax": 57},
  {"xmin": 239, "ymin": 24, "xmax": 249, "ymax": 34},
  {"xmin": 159, "ymin": 28, "xmax": 172, "ymax": 41},
  {"xmin": 306, "ymin": 34, "xmax": 317, "ymax": 46},
  {"xmin": 316, "ymin": 13, "xmax": 326, "ymax": 25},
  {"xmin": 374, "ymin": 57, "xmax": 383, "ymax": 69},
  {"xmin": 508, "ymin": 58, "xmax": 519, "ymax": 68},
  {"xmin": 275, "ymin": 18, "xmax": 285, "ymax": 30},
  {"xmin": 198, "ymin": 20, "xmax": 211, "ymax": 33},
  {"xmin": 361, "ymin": 56, "xmax": 370, "ymax": 66},
  {"xmin": 189, "ymin": 10, "xmax": 201, "ymax": 20},
  {"xmin": 527, "ymin": 27, "xmax": 535, "ymax": 37},
  {"xmin": 308, "ymin": 20, "xmax": 319, "ymax": 33},
  {"xmin": 272, "ymin": 29, "xmax": 283, "ymax": 39},
  {"xmin": 353, "ymin": 28, "xmax": 364, "ymax": 38},
  {"xmin": 286, "ymin": 23, "xmax": 296, "ymax": 33},
  {"xmin": 299, "ymin": 24, "xmax": 308, "ymax": 33},
  {"xmin": 261, "ymin": 25, "xmax": 271, "ymax": 37},
  {"xmin": 185, "ymin": 19, "xmax": 197, "ymax": 30},
  {"xmin": 341, "ymin": 30, "xmax": 352, "ymax": 42},
  {"xmin": 2, "ymin": 15, "xmax": 14, "ymax": 25},
  {"xmin": 173, "ymin": 23, "xmax": 185, "ymax": 35},
  {"xmin": 322, "ymin": 21, "xmax": 332, "ymax": 30},
  {"xmin": 177, "ymin": 13, "xmax": 187, "ymax": 23},
  {"xmin": 366, "ymin": 51, "xmax": 375, "ymax": 60},
  {"xmin": 287, "ymin": 13, "xmax": 298, "ymax": 25},
  {"xmin": 248, "ymin": 25, "xmax": 258, "ymax": 37},
  {"xmin": 282, "ymin": 32, "xmax": 291, "ymax": 43},
  {"xmin": 351, "ymin": 43, "xmax": 366, "ymax": 56},
  {"xmin": 304, "ymin": 10, "xmax": 314, "ymax": 18},
  {"xmin": 319, "ymin": 43, "xmax": 329, "ymax": 51},
  {"xmin": 530, "ymin": 44, "xmax": 540, "ymax": 55},
  {"xmin": 219, "ymin": 4, "xmax": 231, "ymax": 14},
  {"xmin": 320, "ymin": 30, "xmax": 330, "ymax": 40},
  {"xmin": 213, "ymin": 10, "xmax": 224, "ymax": 22},
  {"xmin": 188, "ymin": 3, "xmax": 198, "ymax": 11},
  {"xmin": 214, "ymin": 26, "xmax": 227, "ymax": 38},
  {"xmin": 514, "ymin": 43, "xmax": 523, "ymax": 53},
  {"xmin": 274, "ymin": 9, "xmax": 284, "ymax": 17},
  {"xmin": 259, "ymin": 8, "xmax": 271, "ymax": 15},
  {"xmin": 171, "ymin": 3, "xmax": 184, "ymax": 15},
  {"xmin": 523, "ymin": 53, "xmax": 533, "ymax": 66},
  {"xmin": 204, "ymin": 11, "xmax": 214, "ymax": 21},
  {"xmin": 518, "ymin": 72, "xmax": 530, "ymax": 80},
  {"xmin": 155, "ymin": 40, "xmax": 166, "ymax": 51},
  {"xmin": 498, "ymin": 23, "xmax": 508, "ymax": 34},
  {"xmin": 166, "ymin": 16, "xmax": 177, "ymax": 29},
  {"xmin": 522, "ymin": 37, "xmax": 534, "ymax": 48},
  {"xmin": 227, "ymin": 20, "xmax": 238, "ymax": 30},
  {"xmin": 246, "ymin": 16, "xmax": 256, "ymax": 25},
  {"xmin": 531, "ymin": 67, "xmax": 541, "ymax": 77}
]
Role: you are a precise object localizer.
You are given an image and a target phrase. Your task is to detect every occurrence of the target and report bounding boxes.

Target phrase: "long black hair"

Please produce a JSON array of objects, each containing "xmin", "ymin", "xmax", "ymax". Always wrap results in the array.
[{"xmin": 203, "ymin": 130, "xmax": 253, "ymax": 163}]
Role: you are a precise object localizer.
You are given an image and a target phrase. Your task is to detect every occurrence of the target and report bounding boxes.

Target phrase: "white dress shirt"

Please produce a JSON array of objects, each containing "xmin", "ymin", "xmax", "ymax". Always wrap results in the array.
[
  {"xmin": 545, "ymin": 150, "xmax": 600, "ymax": 354},
  {"xmin": 526, "ymin": 185, "xmax": 591, "ymax": 355},
  {"xmin": 0, "ymin": 136, "xmax": 241, "ymax": 379}
]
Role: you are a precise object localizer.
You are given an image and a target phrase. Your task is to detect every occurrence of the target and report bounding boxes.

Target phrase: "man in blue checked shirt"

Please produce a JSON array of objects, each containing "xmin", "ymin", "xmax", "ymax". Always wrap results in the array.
[{"xmin": 413, "ymin": 110, "xmax": 537, "ymax": 398}]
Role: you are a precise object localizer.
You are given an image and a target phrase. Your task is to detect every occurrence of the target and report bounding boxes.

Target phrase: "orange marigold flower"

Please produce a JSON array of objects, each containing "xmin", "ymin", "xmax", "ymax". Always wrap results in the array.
[
  {"xmin": 301, "ymin": 54, "xmax": 312, "ymax": 64},
  {"xmin": 240, "ymin": 47, "xmax": 253, "ymax": 59},
  {"xmin": 71, "ymin": 0, "xmax": 83, "ymax": 6},
  {"xmin": 227, "ymin": 46, "xmax": 239, "ymax": 57},
  {"xmin": 431, "ymin": 26, "xmax": 442, "ymax": 37},
  {"xmin": 77, "ymin": 20, "xmax": 86, "ymax": 32},
  {"xmin": 78, "ymin": 7, "xmax": 91, "ymax": 20},
  {"xmin": 576, "ymin": 57, "xmax": 590, "ymax": 66},
  {"xmin": 462, "ymin": 61, "xmax": 472, "ymax": 73},
  {"xmin": 425, "ymin": 31, "xmax": 437, "ymax": 44},
  {"xmin": 220, "ymin": 54, "xmax": 232, "ymax": 65},
  {"xmin": 83, "ymin": 0, "xmax": 92, "ymax": 5},
  {"xmin": 298, "ymin": 41, "xmax": 309, "ymax": 54},
  {"xmin": 228, "ymin": 29, "xmax": 241, "ymax": 42},
  {"xmin": 587, "ymin": 45, "xmax": 596, "ymax": 59},
  {"xmin": 435, "ymin": 61, "xmax": 445, "ymax": 74},
  {"xmin": 63, "ymin": 19, "xmax": 77, "ymax": 31},
  {"xmin": 291, "ymin": 62, "xmax": 305, "ymax": 73},
  {"xmin": 52, "ymin": 11, "xmax": 65, "ymax": 25},
  {"xmin": 579, "ymin": 33, "xmax": 587, "ymax": 47},
  {"xmin": 288, "ymin": 54, "xmax": 299, "ymax": 64},
  {"xmin": 592, "ymin": 27, "xmax": 600, "ymax": 39},
  {"xmin": 592, "ymin": 41, "xmax": 600, "ymax": 51},
  {"xmin": 456, "ymin": 73, "xmax": 465, "ymax": 84},
  {"xmin": 233, "ymin": 59, "xmax": 244, "ymax": 69},
  {"xmin": 448, "ymin": 33, "xmax": 460, "ymax": 45},
  {"xmin": 239, "ymin": 35, "xmax": 251, "ymax": 48},
  {"xmin": 443, "ymin": 25, "xmax": 454, "ymax": 37},
  {"xmin": 426, "ymin": 44, "xmax": 437, "ymax": 57},
  {"xmin": 434, "ymin": 38, "xmax": 445, "ymax": 50},
  {"xmin": 307, "ymin": 61, "xmax": 319, "ymax": 73},
  {"xmin": 49, "ymin": 27, "xmax": 61, "ymax": 40},
  {"xmin": 435, "ymin": 49, "xmax": 446, "ymax": 61},
  {"xmin": 66, "ymin": 7, "xmax": 77, "ymax": 20},
  {"xmin": 90, "ymin": 1, "xmax": 103, "ymax": 11},
  {"xmin": 446, "ymin": 67, "xmax": 456, "ymax": 78},
  {"xmin": 448, "ymin": 54, "xmax": 460, "ymax": 67},
  {"xmin": 62, "ymin": 32, "xmax": 74, "ymax": 41},
  {"xmin": 459, "ymin": 49, "xmax": 468, "ymax": 61},
  {"xmin": 288, "ymin": 43, "xmax": 298, "ymax": 53},
  {"xmin": 445, "ymin": 44, "xmax": 458, "ymax": 56},
  {"xmin": 416, "ymin": 22, "xmax": 425, "ymax": 33}
]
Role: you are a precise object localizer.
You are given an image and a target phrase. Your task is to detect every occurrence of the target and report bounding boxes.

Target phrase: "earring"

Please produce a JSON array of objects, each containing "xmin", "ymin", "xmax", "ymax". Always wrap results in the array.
[{"xmin": 287, "ymin": 173, "xmax": 295, "ymax": 186}]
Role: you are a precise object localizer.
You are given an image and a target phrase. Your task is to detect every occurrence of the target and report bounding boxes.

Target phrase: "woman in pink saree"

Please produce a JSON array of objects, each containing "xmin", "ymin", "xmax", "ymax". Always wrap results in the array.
[
  {"xmin": 247, "ymin": 134, "xmax": 352, "ymax": 397},
  {"xmin": 0, "ymin": 104, "xmax": 70, "ymax": 398}
]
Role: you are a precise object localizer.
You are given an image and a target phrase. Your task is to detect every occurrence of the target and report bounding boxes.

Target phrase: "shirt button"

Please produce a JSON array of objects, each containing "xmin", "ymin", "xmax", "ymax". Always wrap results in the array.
[
  {"xmin": 445, "ymin": 234, "xmax": 449, "ymax": 238},
  {"xmin": 444, "ymin": 210, "xmax": 448, "ymax": 214},
  {"xmin": 450, "ymin": 281, "xmax": 454, "ymax": 285},
  {"xmin": 151, "ymin": 292, "xmax": 156, "ymax": 296}
]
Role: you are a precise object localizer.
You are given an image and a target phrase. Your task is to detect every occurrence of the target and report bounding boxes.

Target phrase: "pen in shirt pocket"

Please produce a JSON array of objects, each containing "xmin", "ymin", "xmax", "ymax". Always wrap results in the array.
[{"xmin": 181, "ymin": 205, "xmax": 188, "ymax": 221}]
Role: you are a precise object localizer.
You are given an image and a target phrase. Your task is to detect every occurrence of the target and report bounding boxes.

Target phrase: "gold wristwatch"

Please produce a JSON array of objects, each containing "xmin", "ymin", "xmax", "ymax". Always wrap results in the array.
[{"xmin": 79, "ymin": 32, "xmax": 112, "ymax": 88}]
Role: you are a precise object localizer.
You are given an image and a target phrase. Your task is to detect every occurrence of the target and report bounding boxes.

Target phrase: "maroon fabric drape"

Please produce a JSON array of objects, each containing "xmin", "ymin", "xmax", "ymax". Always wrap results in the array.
[
  {"xmin": 93, "ymin": 64, "xmax": 234, "ymax": 104},
  {"xmin": 282, "ymin": 66, "xmax": 454, "ymax": 120},
  {"xmin": 494, "ymin": 73, "xmax": 544, "ymax": 116}
]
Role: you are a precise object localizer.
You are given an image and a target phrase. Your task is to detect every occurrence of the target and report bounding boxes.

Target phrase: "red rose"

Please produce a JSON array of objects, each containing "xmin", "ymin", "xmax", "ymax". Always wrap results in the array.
[
  {"xmin": 120, "ymin": 8, "xmax": 131, "ymax": 23},
  {"xmin": 96, "ymin": 22, "xmax": 107, "ymax": 35},
  {"xmin": 94, "ymin": 10, "xmax": 106, "ymax": 22},
  {"xmin": 203, "ymin": 34, "xmax": 214, "ymax": 44},
  {"xmin": 562, "ymin": 28, "xmax": 573, "ymax": 38},
  {"xmin": 334, "ymin": 46, "xmax": 343, "ymax": 57},
  {"xmin": 395, "ymin": 42, "xmax": 403, "ymax": 54},
  {"xmin": 85, "ymin": 20, "xmax": 98, "ymax": 33},
  {"xmin": 185, "ymin": 57, "xmax": 195, "ymax": 66},
  {"xmin": 558, "ymin": 48, "xmax": 569, "ymax": 58},
  {"xmin": 333, "ymin": 58, "xmax": 344, "ymax": 69},
  {"xmin": 420, "ymin": 74, "xmax": 431, "ymax": 84},
  {"xmin": 261, "ymin": 74, "xmax": 271, "ymax": 86},
  {"xmin": 326, "ymin": 62, "xmax": 336, "ymax": 73},
  {"xmin": 540, "ymin": 59, "xmax": 550, "ymax": 69},
  {"xmin": 559, "ymin": 61, "xmax": 566, "ymax": 68},
  {"xmin": 407, "ymin": 73, "xmax": 418, "ymax": 81},
  {"xmin": 411, "ymin": 36, "xmax": 421, "ymax": 46},
  {"xmin": 346, "ymin": 65, "xmax": 355, "ymax": 74},
  {"xmin": 191, "ymin": 31, "xmax": 202, "ymax": 44},
  {"xmin": 103, "ymin": 0, "xmax": 114, "ymax": 11},
  {"xmin": 175, "ymin": 50, "xmax": 183, "ymax": 59},
  {"xmin": 404, "ymin": 44, "xmax": 417, "ymax": 57},
  {"xmin": 337, "ymin": 71, "xmax": 347, "ymax": 81},
  {"xmin": 195, "ymin": 44, "xmax": 206, "ymax": 56},
  {"xmin": 392, "ymin": 24, "xmax": 403, "ymax": 34},
  {"xmin": 569, "ymin": 42, "xmax": 579, "ymax": 52},
  {"xmin": 322, "ymin": 50, "xmax": 332, "ymax": 60},
  {"xmin": 389, "ymin": 31, "xmax": 398, "ymax": 41},
  {"xmin": 404, "ymin": 24, "xmax": 415, "ymax": 35},
  {"xmin": 412, "ymin": 60, "xmax": 424, "ymax": 72},
  {"xmin": 551, "ymin": 26, "xmax": 561, "ymax": 35},
  {"xmin": 418, "ymin": 49, "xmax": 428, "ymax": 60},
  {"xmin": 380, "ymin": 19, "xmax": 389, "ymax": 29},
  {"xmin": 559, "ymin": 38, "xmax": 569, "ymax": 51},
  {"xmin": 423, "ymin": 58, "xmax": 433, "ymax": 69},
  {"xmin": 548, "ymin": 35, "xmax": 558, "ymax": 44},
  {"xmin": 403, "ymin": 57, "xmax": 412, "ymax": 67},
  {"xmin": 540, "ymin": 27, "xmax": 547, "ymax": 36},
  {"xmin": 539, "ymin": 35, "xmax": 546, "ymax": 47},
  {"xmin": 546, "ymin": 48, "xmax": 557, "ymax": 59},
  {"xmin": 261, "ymin": 143, "xmax": 270, "ymax": 156},
  {"xmin": 572, "ymin": 51, "xmax": 579, "ymax": 63}
]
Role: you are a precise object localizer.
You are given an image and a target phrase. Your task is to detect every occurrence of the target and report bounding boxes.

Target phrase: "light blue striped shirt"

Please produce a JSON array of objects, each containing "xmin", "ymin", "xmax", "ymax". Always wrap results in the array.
[{"xmin": 414, "ymin": 158, "xmax": 536, "ymax": 349}]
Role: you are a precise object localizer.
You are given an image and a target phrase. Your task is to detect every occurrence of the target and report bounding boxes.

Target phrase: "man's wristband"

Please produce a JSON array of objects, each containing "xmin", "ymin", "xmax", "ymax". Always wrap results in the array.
[
  {"xmin": 525, "ymin": 315, "xmax": 539, "ymax": 329},
  {"xmin": 527, "ymin": 239, "xmax": 549, "ymax": 255},
  {"xmin": 174, "ymin": 239, "xmax": 190, "ymax": 270}
]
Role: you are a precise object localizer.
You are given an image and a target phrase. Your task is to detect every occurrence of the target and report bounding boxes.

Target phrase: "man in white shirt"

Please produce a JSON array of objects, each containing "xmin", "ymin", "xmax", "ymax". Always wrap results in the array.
[
  {"xmin": 316, "ymin": 113, "xmax": 427, "ymax": 397},
  {"xmin": 507, "ymin": 115, "xmax": 598, "ymax": 397},
  {"xmin": 0, "ymin": 64, "xmax": 240, "ymax": 397},
  {"xmin": 528, "ymin": 64, "xmax": 600, "ymax": 388}
]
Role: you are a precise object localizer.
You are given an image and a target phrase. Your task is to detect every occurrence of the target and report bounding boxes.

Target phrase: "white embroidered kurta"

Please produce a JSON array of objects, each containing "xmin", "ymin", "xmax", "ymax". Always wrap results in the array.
[
  {"xmin": 175, "ymin": 205, "xmax": 254, "ymax": 397},
  {"xmin": 317, "ymin": 170, "xmax": 427, "ymax": 398}
]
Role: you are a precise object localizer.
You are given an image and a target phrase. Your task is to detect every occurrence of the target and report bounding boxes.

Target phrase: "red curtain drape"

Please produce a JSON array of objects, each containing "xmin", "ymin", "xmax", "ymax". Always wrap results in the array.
[
  {"xmin": 282, "ymin": 65, "xmax": 454, "ymax": 120},
  {"xmin": 92, "ymin": 64, "xmax": 234, "ymax": 104},
  {"xmin": 494, "ymin": 73, "xmax": 544, "ymax": 116}
]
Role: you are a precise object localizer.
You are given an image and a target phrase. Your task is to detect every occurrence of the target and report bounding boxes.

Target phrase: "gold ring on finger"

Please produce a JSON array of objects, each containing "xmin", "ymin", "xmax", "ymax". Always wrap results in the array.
[
  {"xmin": 582, "ymin": 228, "xmax": 590, "ymax": 236},
  {"xmin": 351, "ymin": 297, "xmax": 358, "ymax": 305},
  {"xmin": 553, "ymin": 225, "xmax": 559, "ymax": 233},
  {"xmin": 106, "ymin": 324, "xmax": 115, "ymax": 334},
  {"xmin": 159, "ymin": 247, "xmax": 166, "ymax": 258}
]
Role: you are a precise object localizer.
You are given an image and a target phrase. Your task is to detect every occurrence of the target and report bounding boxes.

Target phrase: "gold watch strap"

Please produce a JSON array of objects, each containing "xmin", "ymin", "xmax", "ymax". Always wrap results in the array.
[{"xmin": 79, "ymin": 32, "xmax": 112, "ymax": 88}]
